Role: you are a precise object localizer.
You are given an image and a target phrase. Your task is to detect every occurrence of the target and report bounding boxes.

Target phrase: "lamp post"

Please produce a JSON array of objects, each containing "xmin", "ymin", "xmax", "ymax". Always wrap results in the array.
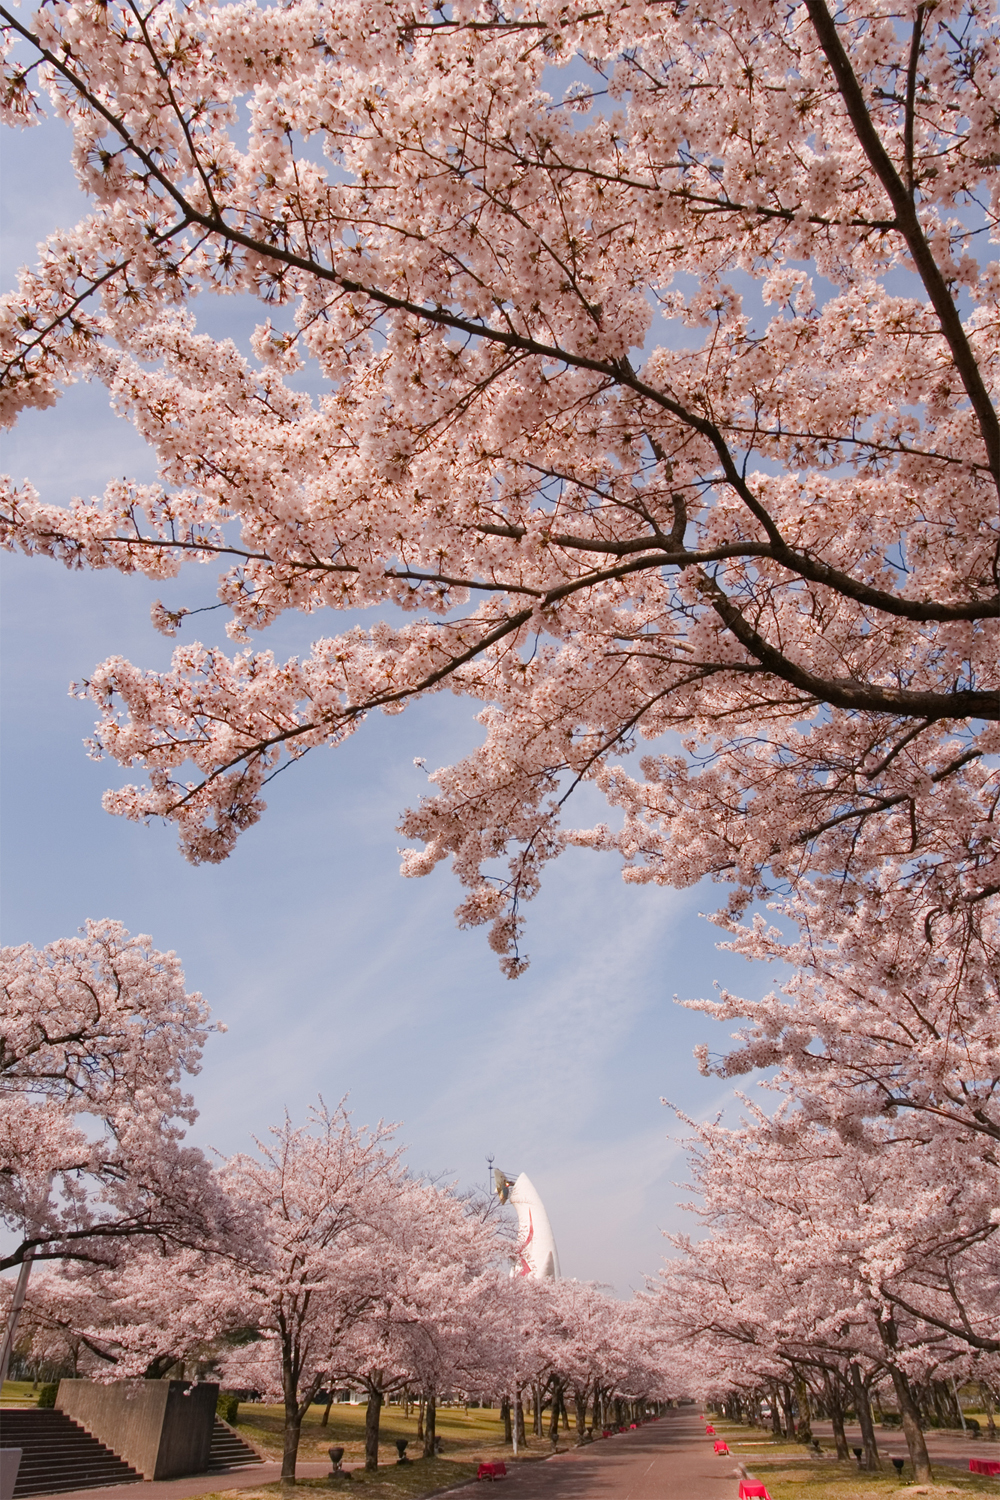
[{"xmin": 0, "ymin": 1249, "xmax": 34, "ymax": 1390}]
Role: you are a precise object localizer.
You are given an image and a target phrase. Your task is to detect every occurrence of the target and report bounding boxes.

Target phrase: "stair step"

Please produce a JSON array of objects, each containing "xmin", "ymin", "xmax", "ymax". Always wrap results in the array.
[
  {"xmin": 2, "ymin": 1409, "xmax": 264, "ymax": 1491},
  {"xmin": 5, "ymin": 1410, "xmax": 142, "ymax": 1497},
  {"xmin": 206, "ymin": 1417, "xmax": 265, "ymax": 1470}
]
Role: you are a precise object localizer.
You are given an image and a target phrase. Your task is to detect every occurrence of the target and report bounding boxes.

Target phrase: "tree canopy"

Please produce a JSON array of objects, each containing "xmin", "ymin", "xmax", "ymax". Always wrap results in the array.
[{"xmin": 2, "ymin": 0, "xmax": 996, "ymax": 971}]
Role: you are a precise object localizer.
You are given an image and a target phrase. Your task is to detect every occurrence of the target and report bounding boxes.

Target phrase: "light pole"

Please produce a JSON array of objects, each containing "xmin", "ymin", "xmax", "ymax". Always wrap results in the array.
[{"xmin": 0, "ymin": 1249, "xmax": 35, "ymax": 1390}]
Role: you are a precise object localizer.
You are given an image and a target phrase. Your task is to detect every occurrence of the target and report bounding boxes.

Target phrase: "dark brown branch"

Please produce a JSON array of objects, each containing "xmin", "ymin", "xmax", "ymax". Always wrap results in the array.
[
  {"xmin": 804, "ymin": 0, "xmax": 1000, "ymax": 484},
  {"xmin": 881, "ymin": 1288, "xmax": 1000, "ymax": 1351}
]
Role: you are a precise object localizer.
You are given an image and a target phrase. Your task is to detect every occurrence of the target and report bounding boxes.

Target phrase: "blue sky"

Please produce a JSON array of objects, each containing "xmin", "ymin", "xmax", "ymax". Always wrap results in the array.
[{"xmin": 1, "ymin": 112, "xmax": 783, "ymax": 1295}]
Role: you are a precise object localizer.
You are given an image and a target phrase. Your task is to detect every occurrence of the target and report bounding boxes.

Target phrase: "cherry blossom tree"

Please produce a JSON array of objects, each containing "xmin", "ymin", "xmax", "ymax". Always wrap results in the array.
[
  {"xmin": 530, "ymin": 1279, "xmax": 620, "ymax": 1438},
  {"xmin": 0, "ymin": 0, "xmax": 995, "ymax": 976},
  {"xmin": 0, "ymin": 921, "xmax": 236, "ymax": 1389},
  {"xmin": 685, "ymin": 878, "xmax": 999, "ymax": 1151},
  {"xmin": 319, "ymin": 1178, "xmax": 509, "ymax": 1467},
  {"xmin": 0, "ymin": 1249, "xmax": 245, "ymax": 1382},
  {"xmin": 652, "ymin": 1103, "xmax": 1000, "ymax": 1480},
  {"xmin": 0, "ymin": 915, "xmax": 232, "ymax": 1389},
  {"xmin": 214, "ymin": 1101, "xmax": 407, "ymax": 1481}
]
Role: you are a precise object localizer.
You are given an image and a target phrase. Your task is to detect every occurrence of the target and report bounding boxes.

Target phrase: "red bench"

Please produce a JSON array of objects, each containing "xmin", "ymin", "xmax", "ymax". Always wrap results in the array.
[
  {"xmin": 478, "ymin": 1463, "xmax": 507, "ymax": 1480},
  {"xmin": 969, "ymin": 1461, "xmax": 1000, "ymax": 1477},
  {"xmin": 739, "ymin": 1483, "xmax": 771, "ymax": 1500},
  {"xmin": 714, "ymin": 1442, "xmax": 730, "ymax": 1454},
  {"xmin": 705, "ymin": 1424, "xmax": 716, "ymax": 1435}
]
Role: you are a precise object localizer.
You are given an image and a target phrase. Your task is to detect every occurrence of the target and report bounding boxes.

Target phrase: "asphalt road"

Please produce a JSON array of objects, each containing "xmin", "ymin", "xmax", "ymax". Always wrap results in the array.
[{"xmin": 448, "ymin": 1411, "xmax": 739, "ymax": 1500}]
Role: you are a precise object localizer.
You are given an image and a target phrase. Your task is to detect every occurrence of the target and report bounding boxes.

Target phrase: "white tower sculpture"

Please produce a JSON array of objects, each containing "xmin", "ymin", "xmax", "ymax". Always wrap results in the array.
[{"xmin": 496, "ymin": 1170, "xmax": 560, "ymax": 1279}]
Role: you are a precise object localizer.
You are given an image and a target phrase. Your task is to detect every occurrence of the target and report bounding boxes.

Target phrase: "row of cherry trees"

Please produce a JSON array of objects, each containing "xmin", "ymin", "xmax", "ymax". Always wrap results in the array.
[
  {"xmin": 649, "ymin": 926, "xmax": 999, "ymax": 1483},
  {"xmin": 2, "ymin": 0, "xmax": 996, "ymax": 1471},
  {"xmin": 0, "ymin": 0, "xmax": 996, "ymax": 995},
  {"xmin": 2, "ymin": 924, "xmax": 670, "ymax": 1480},
  {"xmin": 655, "ymin": 1105, "xmax": 998, "ymax": 1468}
]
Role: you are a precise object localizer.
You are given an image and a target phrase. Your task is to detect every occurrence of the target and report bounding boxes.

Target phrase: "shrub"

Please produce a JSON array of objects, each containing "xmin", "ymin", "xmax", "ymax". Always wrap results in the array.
[
  {"xmin": 217, "ymin": 1391, "xmax": 240, "ymax": 1425},
  {"xmin": 37, "ymin": 1384, "xmax": 59, "ymax": 1408}
]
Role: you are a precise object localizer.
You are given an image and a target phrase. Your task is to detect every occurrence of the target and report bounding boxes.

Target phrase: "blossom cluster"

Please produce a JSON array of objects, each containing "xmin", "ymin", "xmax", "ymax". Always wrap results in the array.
[{"xmin": 0, "ymin": 0, "xmax": 996, "ymax": 974}]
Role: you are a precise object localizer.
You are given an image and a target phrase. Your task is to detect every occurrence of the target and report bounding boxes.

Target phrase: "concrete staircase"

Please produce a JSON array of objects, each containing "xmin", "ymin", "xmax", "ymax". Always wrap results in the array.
[
  {"xmin": 0, "ymin": 1409, "xmax": 264, "ymax": 1496},
  {"xmin": 206, "ymin": 1417, "xmax": 266, "ymax": 1472},
  {"xmin": 1, "ymin": 1409, "xmax": 142, "ymax": 1496}
]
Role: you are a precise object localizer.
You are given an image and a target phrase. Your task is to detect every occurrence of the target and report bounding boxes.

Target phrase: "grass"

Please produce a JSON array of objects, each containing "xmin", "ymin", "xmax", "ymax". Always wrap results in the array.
[
  {"xmin": 186, "ymin": 1457, "xmax": 486, "ymax": 1500},
  {"xmin": 234, "ymin": 1400, "xmax": 554, "ymax": 1469},
  {"xmin": 705, "ymin": 1419, "xmax": 1000, "ymax": 1500},
  {"xmin": 1, "ymin": 1380, "xmax": 41, "ymax": 1405}
]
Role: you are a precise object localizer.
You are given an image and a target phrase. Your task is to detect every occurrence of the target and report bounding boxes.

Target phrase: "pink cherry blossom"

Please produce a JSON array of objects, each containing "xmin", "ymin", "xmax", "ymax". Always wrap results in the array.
[{"xmin": 0, "ymin": 0, "xmax": 994, "ymax": 979}]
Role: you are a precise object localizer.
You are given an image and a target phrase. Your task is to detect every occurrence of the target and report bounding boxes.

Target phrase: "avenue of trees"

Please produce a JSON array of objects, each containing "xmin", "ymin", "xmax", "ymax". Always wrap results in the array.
[
  {"xmin": 2, "ymin": 927, "xmax": 670, "ymax": 1481},
  {"xmin": 1, "ymin": 0, "xmax": 997, "ymax": 1480},
  {"xmin": 4, "ymin": 922, "xmax": 997, "ymax": 1483},
  {"xmin": 653, "ymin": 1095, "xmax": 999, "ymax": 1481}
]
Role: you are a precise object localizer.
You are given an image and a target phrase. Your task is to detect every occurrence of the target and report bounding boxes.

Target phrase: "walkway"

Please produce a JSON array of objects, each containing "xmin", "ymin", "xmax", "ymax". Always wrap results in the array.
[
  {"xmin": 809, "ymin": 1421, "xmax": 1000, "ymax": 1472},
  {"xmin": 24, "ymin": 1411, "xmax": 734, "ymax": 1500},
  {"xmin": 18, "ymin": 1460, "xmax": 328, "ymax": 1500},
  {"xmin": 448, "ymin": 1411, "xmax": 741, "ymax": 1500}
]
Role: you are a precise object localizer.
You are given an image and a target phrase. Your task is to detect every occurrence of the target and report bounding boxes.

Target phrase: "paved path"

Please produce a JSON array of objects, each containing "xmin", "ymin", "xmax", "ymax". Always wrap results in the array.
[
  {"xmin": 447, "ymin": 1412, "xmax": 740, "ymax": 1500},
  {"xmin": 27, "ymin": 1411, "xmax": 735, "ymax": 1500},
  {"xmin": 807, "ymin": 1421, "xmax": 1000, "ymax": 1473},
  {"xmin": 23, "ymin": 1461, "xmax": 329, "ymax": 1500}
]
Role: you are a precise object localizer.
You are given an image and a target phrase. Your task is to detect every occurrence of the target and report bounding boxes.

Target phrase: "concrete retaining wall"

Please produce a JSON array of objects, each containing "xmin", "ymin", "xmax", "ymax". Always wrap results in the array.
[
  {"xmin": 0, "ymin": 1448, "xmax": 22, "ymax": 1500},
  {"xmin": 55, "ymin": 1380, "xmax": 218, "ymax": 1479}
]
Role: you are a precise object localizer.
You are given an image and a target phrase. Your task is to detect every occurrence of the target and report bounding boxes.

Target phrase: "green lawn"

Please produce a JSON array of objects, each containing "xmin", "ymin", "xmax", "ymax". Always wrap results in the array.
[
  {"xmin": 184, "ymin": 1465, "xmax": 484, "ymax": 1500},
  {"xmin": 1, "ymin": 1380, "xmax": 40, "ymax": 1405},
  {"xmin": 234, "ymin": 1399, "xmax": 556, "ymax": 1468}
]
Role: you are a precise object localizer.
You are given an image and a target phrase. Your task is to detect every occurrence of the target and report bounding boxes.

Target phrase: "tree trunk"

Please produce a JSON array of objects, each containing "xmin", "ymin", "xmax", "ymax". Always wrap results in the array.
[
  {"xmin": 502, "ymin": 1398, "xmax": 511, "ymax": 1445},
  {"xmin": 533, "ymin": 1383, "xmax": 543, "ymax": 1436},
  {"xmin": 365, "ymin": 1387, "xmax": 384, "ymax": 1472},
  {"xmin": 422, "ymin": 1392, "xmax": 437, "ymax": 1459},
  {"xmin": 876, "ymin": 1316, "xmax": 930, "ymax": 1482},
  {"xmin": 515, "ymin": 1393, "xmax": 526, "ymax": 1446},
  {"xmin": 889, "ymin": 1366, "xmax": 932, "ymax": 1482},
  {"xmin": 321, "ymin": 1391, "xmax": 335, "ymax": 1427},
  {"xmin": 937, "ymin": 1381, "xmax": 956, "ymax": 1428},
  {"xmin": 574, "ymin": 1389, "xmax": 588, "ymax": 1436},
  {"xmin": 980, "ymin": 1383, "xmax": 996, "ymax": 1441},
  {"xmin": 280, "ymin": 1343, "xmax": 304, "ymax": 1485},
  {"xmin": 770, "ymin": 1383, "xmax": 782, "ymax": 1436},
  {"xmin": 281, "ymin": 1403, "xmax": 302, "ymax": 1483},
  {"xmin": 781, "ymin": 1384, "xmax": 795, "ymax": 1440},
  {"xmin": 825, "ymin": 1372, "xmax": 850, "ymax": 1460},
  {"xmin": 794, "ymin": 1374, "xmax": 812, "ymax": 1443},
  {"xmin": 548, "ymin": 1383, "xmax": 562, "ymax": 1445},
  {"xmin": 416, "ymin": 1394, "xmax": 424, "ymax": 1442},
  {"xmin": 849, "ymin": 1364, "xmax": 881, "ymax": 1471}
]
